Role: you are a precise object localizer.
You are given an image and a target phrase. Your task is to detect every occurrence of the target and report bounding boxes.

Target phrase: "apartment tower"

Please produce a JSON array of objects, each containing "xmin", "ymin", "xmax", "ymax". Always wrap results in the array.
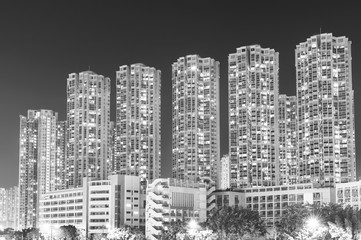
[
  {"xmin": 172, "ymin": 55, "xmax": 220, "ymax": 186},
  {"xmin": 18, "ymin": 109, "xmax": 58, "ymax": 229},
  {"xmin": 278, "ymin": 95, "xmax": 298, "ymax": 185},
  {"xmin": 114, "ymin": 64, "xmax": 161, "ymax": 186},
  {"xmin": 296, "ymin": 33, "xmax": 356, "ymax": 186},
  {"xmin": 228, "ymin": 45, "xmax": 279, "ymax": 188},
  {"xmin": 55, "ymin": 121, "xmax": 67, "ymax": 190},
  {"xmin": 66, "ymin": 71, "xmax": 111, "ymax": 188}
]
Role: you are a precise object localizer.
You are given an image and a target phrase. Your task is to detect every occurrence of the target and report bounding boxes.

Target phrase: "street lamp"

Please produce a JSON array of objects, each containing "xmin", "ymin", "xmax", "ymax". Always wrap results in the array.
[
  {"xmin": 39, "ymin": 223, "xmax": 51, "ymax": 240},
  {"xmin": 305, "ymin": 215, "xmax": 320, "ymax": 231},
  {"xmin": 304, "ymin": 215, "xmax": 328, "ymax": 240},
  {"xmin": 187, "ymin": 219, "xmax": 200, "ymax": 236}
]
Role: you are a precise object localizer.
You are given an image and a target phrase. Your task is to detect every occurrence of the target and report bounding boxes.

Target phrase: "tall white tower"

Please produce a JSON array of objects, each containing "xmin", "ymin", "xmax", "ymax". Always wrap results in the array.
[
  {"xmin": 114, "ymin": 64, "xmax": 161, "ymax": 186},
  {"xmin": 228, "ymin": 45, "xmax": 279, "ymax": 188},
  {"xmin": 172, "ymin": 55, "xmax": 220, "ymax": 186},
  {"xmin": 278, "ymin": 94, "xmax": 298, "ymax": 185},
  {"xmin": 66, "ymin": 71, "xmax": 111, "ymax": 188},
  {"xmin": 296, "ymin": 33, "xmax": 356, "ymax": 186},
  {"xmin": 18, "ymin": 109, "xmax": 58, "ymax": 229}
]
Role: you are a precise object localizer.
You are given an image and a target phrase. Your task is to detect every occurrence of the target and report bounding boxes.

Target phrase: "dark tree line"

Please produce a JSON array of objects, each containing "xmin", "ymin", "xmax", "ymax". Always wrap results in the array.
[{"xmin": 277, "ymin": 203, "xmax": 361, "ymax": 239}]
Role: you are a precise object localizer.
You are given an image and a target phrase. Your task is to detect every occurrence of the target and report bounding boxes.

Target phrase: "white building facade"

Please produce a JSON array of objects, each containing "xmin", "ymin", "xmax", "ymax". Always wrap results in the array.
[
  {"xmin": 296, "ymin": 33, "xmax": 356, "ymax": 186},
  {"xmin": 278, "ymin": 95, "xmax": 298, "ymax": 185},
  {"xmin": 115, "ymin": 64, "xmax": 161, "ymax": 186},
  {"xmin": 146, "ymin": 178, "xmax": 207, "ymax": 240},
  {"xmin": 219, "ymin": 154, "xmax": 230, "ymax": 190},
  {"xmin": 55, "ymin": 121, "xmax": 67, "ymax": 190},
  {"xmin": 172, "ymin": 55, "xmax": 220, "ymax": 186},
  {"xmin": 39, "ymin": 175, "xmax": 144, "ymax": 238},
  {"xmin": 228, "ymin": 45, "xmax": 279, "ymax": 188},
  {"xmin": 336, "ymin": 181, "xmax": 361, "ymax": 209},
  {"xmin": 66, "ymin": 71, "xmax": 111, "ymax": 188},
  {"xmin": 213, "ymin": 183, "xmax": 335, "ymax": 226},
  {"xmin": 18, "ymin": 109, "xmax": 58, "ymax": 229},
  {"xmin": 87, "ymin": 175, "xmax": 145, "ymax": 236},
  {"xmin": 0, "ymin": 188, "xmax": 5, "ymax": 229},
  {"xmin": 39, "ymin": 187, "xmax": 86, "ymax": 231}
]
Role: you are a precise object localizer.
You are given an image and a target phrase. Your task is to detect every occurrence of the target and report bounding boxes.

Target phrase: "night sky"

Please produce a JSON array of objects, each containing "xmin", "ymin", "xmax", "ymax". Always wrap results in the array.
[{"xmin": 1, "ymin": 1, "xmax": 360, "ymax": 188}]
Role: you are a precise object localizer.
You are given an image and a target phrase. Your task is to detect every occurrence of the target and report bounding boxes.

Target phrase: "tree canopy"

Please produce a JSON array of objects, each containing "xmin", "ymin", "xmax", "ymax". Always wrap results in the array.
[
  {"xmin": 277, "ymin": 203, "xmax": 361, "ymax": 240},
  {"xmin": 205, "ymin": 206, "xmax": 267, "ymax": 239}
]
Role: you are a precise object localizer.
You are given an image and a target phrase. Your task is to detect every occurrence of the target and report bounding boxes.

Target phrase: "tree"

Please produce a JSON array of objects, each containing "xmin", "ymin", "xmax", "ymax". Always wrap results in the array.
[
  {"xmin": 205, "ymin": 206, "xmax": 267, "ymax": 239},
  {"xmin": 328, "ymin": 220, "xmax": 352, "ymax": 240},
  {"xmin": 278, "ymin": 203, "xmax": 361, "ymax": 240},
  {"xmin": 58, "ymin": 225, "xmax": 79, "ymax": 240},
  {"xmin": 107, "ymin": 226, "xmax": 145, "ymax": 240},
  {"xmin": 9, "ymin": 230, "xmax": 23, "ymax": 240},
  {"xmin": 92, "ymin": 233, "xmax": 106, "ymax": 240},
  {"xmin": 76, "ymin": 228, "xmax": 87, "ymax": 240},
  {"xmin": 277, "ymin": 203, "xmax": 311, "ymax": 238},
  {"xmin": 9, "ymin": 228, "xmax": 42, "ymax": 240},
  {"xmin": 161, "ymin": 220, "xmax": 187, "ymax": 240}
]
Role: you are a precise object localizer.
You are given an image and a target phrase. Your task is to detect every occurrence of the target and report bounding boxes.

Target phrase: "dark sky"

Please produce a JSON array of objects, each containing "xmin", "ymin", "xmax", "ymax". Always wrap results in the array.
[{"xmin": 1, "ymin": 1, "xmax": 360, "ymax": 188}]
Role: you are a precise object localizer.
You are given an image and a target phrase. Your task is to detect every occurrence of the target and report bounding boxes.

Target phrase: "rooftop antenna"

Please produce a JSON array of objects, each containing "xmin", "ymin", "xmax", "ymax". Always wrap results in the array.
[
  {"xmin": 88, "ymin": 65, "xmax": 91, "ymax": 71},
  {"xmin": 320, "ymin": 27, "xmax": 322, "ymax": 35}
]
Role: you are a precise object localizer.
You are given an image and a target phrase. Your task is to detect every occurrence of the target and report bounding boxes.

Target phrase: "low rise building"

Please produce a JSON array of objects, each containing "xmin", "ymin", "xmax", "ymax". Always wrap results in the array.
[
  {"xmin": 213, "ymin": 183, "xmax": 335, "ymax": 226},
  {"xmin": 39, "ymin": 187, "xmax": 86, "ymax": 232},
  {"xmin": 146, "ymin": 178, "xmax": 207, "ymax": 240},
  {"xmin": 88, "ymin": 175, "xmax": 145, "ymax": 236},
  {"xmin": 335, "ymin": 181, "xmax": 361, "ymax": 209},
  {"xmin": 39, "ymin": 175, "xmax": 145, "ymax": 238}
]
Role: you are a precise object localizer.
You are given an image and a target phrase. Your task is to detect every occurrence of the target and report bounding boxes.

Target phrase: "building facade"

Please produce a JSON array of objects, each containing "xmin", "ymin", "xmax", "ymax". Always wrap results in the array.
[
  {"xmin": 228, "ymin": 45, "xmax": 279, "ymax": 189},
  {"xmin": 146, "ymin": 178, "xmax": 207, "ymax": 240},
  {"xmin": 55, "ymin": 121, "xmax": 67, "ymax": 190},
  {"xmin": 278, "ymin": 95, "xmax": 298, "ymax": 185},
  {"xmin": 172, "ymin": 55, "xmax": 220, "ymax": 186},
  {"xmin": 335, "ymin": 181, "xmax": 361, "ymax": 209},
  {"xmin": 219, "ymin": 154, "xmax": 230, "ymax": 190},
  {"xmin": 6, "ymin": 186, "xmax": 19, "ymax": 230},
  {"xmin": 39, "ymin": 187, "xmax": 86, "ymax": 231},
  {"xmin": 296, "ymin": 33, "xmax": 356, "ymax": 186},
  {"xmin": 213, "ymin": 183, "xmax": 335, "ymax": 226},
  {"xmin": 18, "ymin": 109, "xmax": 58, "ymax": 229},
  {"xmin": 66, "ymin": 71, "xmax": 111, "ymax": 188},
  {"xmin": 39, "ymin": 175, "xmax": 144, "ymax": 237},
  {"xmin": 114, "ymin": 64, "xmax": 161, "ymax": 186},
  {"xmin": 0, "ymin": 187, "xmax": 19, "ymax": 230},
  {"xmin": 0, "ymin": 188, "xmax": 5, "ymax": 229},
  {"xmin": 88, "ymin": 175, "xmax": 145, "ymax": 236}
]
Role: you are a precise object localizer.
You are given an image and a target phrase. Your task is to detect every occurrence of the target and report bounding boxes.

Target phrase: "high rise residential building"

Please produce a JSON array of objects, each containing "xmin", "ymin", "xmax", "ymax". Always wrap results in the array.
[
  {"xmin": 114, "ymin": 64, "xmax": 161, "ymax": 186},
  {"xmin": 18, "ymin": 109, "xmax": 58, "ymax": 229},
  {"xmin": 39, "ymin": 175, "xmax": 145, "ymax": 237},
  {"xmin": 0, "ymin": 188, "xmax": 5, "ymax": 228},
  {"xmin": 296, "ymin": 33, "xmax": 356, "ymax": 186},
  {"xmin": 219, "ymin": 154, "xmax": 231, "ymax": 190},
  {"xmin": 278, "ymin": 95, "xmax": 298, "ymax": 185},
  {"xmin": 5, "ymin": 186, "xmax": 19, "ymax": 229},
  {"xmin": 146, "ymin": 178, "xmax": 207, "ymax": 240},
  {"xmin": 66, "ymin": 71, "xmax": 111, "ymax": 188},
  {"xmin": 228, "ymin": 45, "xmax": 279, "ymax": 189},
  {"xmin": 172, "ymin": 55, "xmax": 220, "ymax": 186},
  {"xmin": 108, "ymin": 121, "xmax": 115, "ymax": 176},
  {"xmin": 55, "ymin": 121, "xmax": 67, "ymax": 190}
]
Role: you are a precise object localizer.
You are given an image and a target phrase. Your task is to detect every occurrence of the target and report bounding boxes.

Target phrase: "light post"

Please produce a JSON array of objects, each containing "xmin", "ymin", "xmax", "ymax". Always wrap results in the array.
[
  {"xmin": 40, "ymin": 222, "xmax": 54, "ymax": 240},
  {"xmin": 304, "ymin": 215, "xmax": 328, "ymax": 240},
  {"xmin": 187, "ymin": 219, "xmax": 200, "ymax": 239},
  {"xmin": 305, "ymin": 216, "xmax": 320, "ymax": 231}
]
